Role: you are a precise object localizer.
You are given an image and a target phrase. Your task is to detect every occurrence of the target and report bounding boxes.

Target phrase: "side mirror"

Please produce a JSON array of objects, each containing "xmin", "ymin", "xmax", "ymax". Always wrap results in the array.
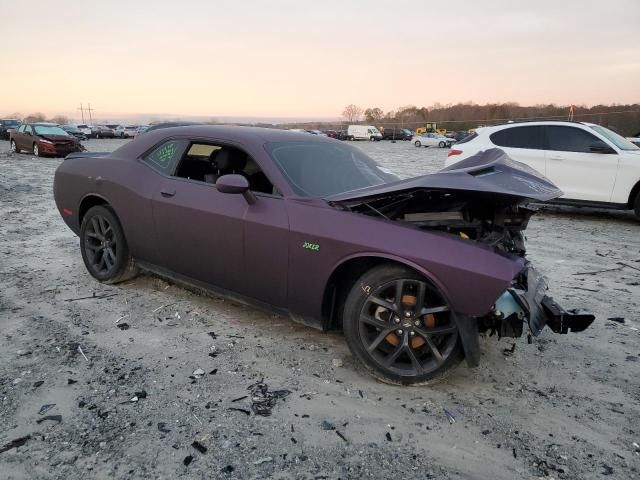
[
  {"xmin": 589, "ymin": 142, "xmax": 615, "ymax": 154},
  {"xmin": 215, "ymin": 174, "xmax": 255, "ymax": 204}
]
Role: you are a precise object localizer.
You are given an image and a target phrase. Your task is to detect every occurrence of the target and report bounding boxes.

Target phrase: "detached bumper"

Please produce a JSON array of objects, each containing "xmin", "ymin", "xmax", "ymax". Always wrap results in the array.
[{"xmin": 490, "ymin": 266, "xmax": 595, "ymax": 337}]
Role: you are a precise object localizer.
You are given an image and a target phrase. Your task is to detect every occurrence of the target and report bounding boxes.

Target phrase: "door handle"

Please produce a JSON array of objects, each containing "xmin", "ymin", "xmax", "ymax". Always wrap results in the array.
[
  {"xmin": 549, "ymin": 155, "xmax": 564, "ymax": 161},
  {"xmin": 160, "ymin": 189, "xmax": 176, "ymax": 198}
]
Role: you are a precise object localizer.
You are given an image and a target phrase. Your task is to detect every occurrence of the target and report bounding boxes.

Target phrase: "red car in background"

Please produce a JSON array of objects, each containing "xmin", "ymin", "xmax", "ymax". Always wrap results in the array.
[{"xmin": 10, "ymin": 123, "xmax": 84, "ymax": 157}]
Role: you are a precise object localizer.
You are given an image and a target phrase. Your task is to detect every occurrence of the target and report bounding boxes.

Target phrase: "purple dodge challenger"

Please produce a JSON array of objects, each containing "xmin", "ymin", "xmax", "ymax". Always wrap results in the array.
[{"xmin": 54, "ymin": 126, "xmax": 594, "ymax": 384}]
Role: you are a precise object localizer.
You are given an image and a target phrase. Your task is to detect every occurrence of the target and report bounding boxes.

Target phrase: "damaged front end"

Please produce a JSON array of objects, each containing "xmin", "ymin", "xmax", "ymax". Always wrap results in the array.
[
  {"xmin": 480, "ymin": 265, "xmax": 595, "ymax": 338},
  {"xmin": 328, "ymin": 148, "xmax": 595, "ymax": 343}
]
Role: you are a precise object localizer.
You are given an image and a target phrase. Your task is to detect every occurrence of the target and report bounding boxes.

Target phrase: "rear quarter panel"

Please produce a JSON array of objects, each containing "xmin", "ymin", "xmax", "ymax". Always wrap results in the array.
[{"xmin": 54, "ymin": 156, "xmax": 163, "ymax": 265}]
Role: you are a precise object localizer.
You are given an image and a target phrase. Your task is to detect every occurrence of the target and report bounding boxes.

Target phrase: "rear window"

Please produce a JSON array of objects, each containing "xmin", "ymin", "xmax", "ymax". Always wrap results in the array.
[{"xmin": 490, "ymin": 126, "xmax": 544, "ymax": 149}]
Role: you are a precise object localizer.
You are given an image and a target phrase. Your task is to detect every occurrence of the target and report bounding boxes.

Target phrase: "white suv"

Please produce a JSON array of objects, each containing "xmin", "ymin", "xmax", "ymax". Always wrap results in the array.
[{"xmin": 445, "ymin": 121, "xmax": 640, "ymax": 218}]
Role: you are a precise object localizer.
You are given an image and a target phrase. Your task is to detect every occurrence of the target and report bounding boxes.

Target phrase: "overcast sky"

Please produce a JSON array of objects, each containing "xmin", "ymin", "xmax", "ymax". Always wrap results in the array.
[{"xmin": 1, "ymin": 0, "xmax": 639, "ymax": 120}]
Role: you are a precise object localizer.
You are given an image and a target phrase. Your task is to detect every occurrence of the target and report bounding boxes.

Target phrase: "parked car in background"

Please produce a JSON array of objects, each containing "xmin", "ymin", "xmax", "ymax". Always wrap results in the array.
[
  {"xmin": 53, "ymin": 125, "xmax": 592, "ymax": 384},
  {"xmin": 347, "ymin": 125, "xmax": 382, "ymax": 141},
  {"xmin": 141, "ymin": 122, "xmax": 201, "ymax": 135},
  {"xmin": 60, "ymin": 124, "xmax": 88, "ymax": 141},
  {"xmin": 324, "ymin": 130, "xmax": 348, "ymax": 140},
  {"xmin": 10, "ymin": 123, "xmax": 83, "ymax": 157},
  {"xmin": 94, "ymin": 126, "xmax": 115, "ymax": 138},
  {"xmin": 412, "ymin": 132, "xmax": 453, "ymax": 148},
  {"xmin": 135, "ymin": 125, "xmax": 150, "ymax": 137},
  {"xmin": 445, "ymin": 121, "xmax": 640, "ymax": 218},
  {"xmin": 447, "ymin": 131, "xmax": 472, "ymax": 142},
  {"xmin": 627, "ymin": 132, "xmax": 640, "ymax": 147},
  {"xmin": 124, "ymin": 126, "xmax": 138, "ymax": 138},
  {"xmin": 76, "ymin": 124, "xmax": 93, "ymax": 137},
  {"xmin": 306, "ymin": 129, "xmax": 328, "ymax": 136},
  {"xmin": 382, "ymin": 128, "xmax": 412, "ymax": 141},
  {"xmin": 1, "ymin": 118, "xmax": 22, "ymax": 139}
]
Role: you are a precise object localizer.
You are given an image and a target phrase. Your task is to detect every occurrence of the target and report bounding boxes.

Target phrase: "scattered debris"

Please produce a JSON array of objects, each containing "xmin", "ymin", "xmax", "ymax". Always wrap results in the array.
[
  {"xmin": 503, "ymin": 344, "xmax": 516, "ymax": 356},
  {"xmin": 67, "ymin": 378, "xmax": 77, "ymax": 385},
  {"xmin": 573, "ymin": 267, "xmax": 622, "ymax": 276},
  {"xmin": 443, "ymin": 408, "xmax": 456, "ymax": 424},
  {"xmin": 192, "ymin": 368, "xmax": 205, "ymax": 378},
  {"xmin": 191, "ymin": 441, "xmax": 207, "ymax": 454},
  {"xmin": 36, "ymin": 415, "xmax": 62, "ymax": 424},
  {"xmin": 385, "ymin": 432, "xmax": 392, "ymax": 441},
  {"xmin": 602, "ymin": 464, "xmax": 614, "ymax": 475},
  {"xmin": 0, "ymin": 435, "xmax": 31, "ymax": 454},
  {"xmin": 33, "ymin": 380, "xmax": 44, "ymax": 388},
  {"xmin": 207, "ymin": 332, "xmax": 217, "ymax": 339},
  {"xmin": 209, "ymin": 369, "xmax": 218, "ymax": 375},
  {"xmin": 254, "ymin": 457, "xmax": 273, "ymax": 465},
  {"xmin": 77, "ymin": 345, "xmax": 89, "ymax": 361},
  {"xmin": 617, "ymin": 261, "xmax": 640, "ymax": 272},
  {"xmin": 153, "ymin": 303, "xmax": 177, "ymax": 313},
  {"xmin": 335, "ymin": 430, "xmax": 348, "ymax": 442},
  {"xmin": 17, "ymin": 349, "xmax": 32, "ymax": 356},
  {"xmin": 228, "ymin": 407, "xmax": 251, "ymax": 415},
  {"xmin": 248, "ymin": 381, "xmax": 291, "ymax": 416},
  {"xmin": 183, "ymin": 455, "xmax": 193, "ymax": 466},
  {"xmin": 321, "ymin": 420, "xmax": 335, "ymax": 431},
  {"xmin": 232, "ymin": 395, "xmax": 248, "ymax": 403},
  {"xmin": 64, "ymin": 292, "xmax": 118, "ymax": 302},
  {"xmin": 117, "ymin": 323, "xmax": 130, "ymax": 330},
  {"xmin": 221, "ymin": 465, "xmax": 235, "ymax": 474},
  {"xmin": 158, "ymin": 422, "xmax": 171, "ymax": 433},
  {"xmin": 332, "ymin": 358, "xmax": 343, "ymax": 368},
  {"xmin": 38, "ymin": 404, "xmax": 55, "ymax": 415},
  {"xmin": 607, "ymin": 317, "xmax": 625, "ymax": 324},
  {"xmin": 626, "ymin": 356, "xmax": 638, "ymax": 362}
]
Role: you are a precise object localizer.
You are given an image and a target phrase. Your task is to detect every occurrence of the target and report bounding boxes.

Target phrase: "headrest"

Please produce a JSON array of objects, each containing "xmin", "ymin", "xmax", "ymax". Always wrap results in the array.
[{"xmin": 216, "ymin": 148, "xmax": 247, "ymax": 172}]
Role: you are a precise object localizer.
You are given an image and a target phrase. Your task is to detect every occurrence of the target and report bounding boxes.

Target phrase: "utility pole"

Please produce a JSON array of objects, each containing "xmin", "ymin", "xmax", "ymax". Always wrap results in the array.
[
  {"xmin": 77, "ymin": 103, "xmax": 85, "ymax": 123},
  {"xmin": 86, "ymin": 103, "xmax": 94, "ymax": 124}
]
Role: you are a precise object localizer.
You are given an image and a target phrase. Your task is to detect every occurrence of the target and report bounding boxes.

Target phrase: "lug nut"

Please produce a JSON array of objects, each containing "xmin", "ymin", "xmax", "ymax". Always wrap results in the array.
[
  {"xmin": 397, "ymin": 329, "xmax": 403, "ymax": 335},
  {"xmin": 414, "ymin": 320, "xmax": 420, "ymax": 326},
  {"xmin": 410, "ymin": 331, "xmax": 415, "ymax": 336},
  {"xmin": 394, "ymin": 317, "xmax": 400, "ymax": 324},
  {"xmin": 404, "ymin": 311, "xmax": 411, "ymax": 318}
]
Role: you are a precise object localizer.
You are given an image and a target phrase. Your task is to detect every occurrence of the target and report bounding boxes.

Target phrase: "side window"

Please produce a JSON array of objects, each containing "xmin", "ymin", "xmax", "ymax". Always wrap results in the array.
[
  {"xmin": 490, "ymin": 126, "xmax": 544, "ymax": 149},
  {"xmin": 545, "ymin": 126, "xmax": 601, "ymax": 153},
  {"xmin": 173, "ymin": 141, "xmax": 276, "ymax": 195},
  {"xmin": 18, "ymin": 125, "xmax": 25, "ymax": 133},
  {"xmin": 142, "ymin": 139, "xmax": 189, "ymax": 175},
  {"xmin": 25, "ymin": 125, "xmax": 33, "ymax": 134}
]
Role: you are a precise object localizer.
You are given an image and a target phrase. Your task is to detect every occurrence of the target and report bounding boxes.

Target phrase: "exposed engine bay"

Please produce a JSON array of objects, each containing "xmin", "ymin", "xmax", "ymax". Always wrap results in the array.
[{"xmin": 338, "ymin": 188, "xmax": 534, "ymax": 256}]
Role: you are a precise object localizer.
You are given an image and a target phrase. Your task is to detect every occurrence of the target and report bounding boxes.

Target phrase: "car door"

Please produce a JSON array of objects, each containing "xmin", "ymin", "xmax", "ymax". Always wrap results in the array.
[
  {"xmin": 544, "ymin": 126, "xmax": 619, "ymax": 202},
  {"xmin": 13, "ymin": 125, "xmax": 25, "ymax": 149},
  {"xmin": 150, "ymin": 139, "xmax": 289, "ymax": 307},
  {"xmin": 488, "ymin": 126, "xmax": 546, "ymax": 175}
]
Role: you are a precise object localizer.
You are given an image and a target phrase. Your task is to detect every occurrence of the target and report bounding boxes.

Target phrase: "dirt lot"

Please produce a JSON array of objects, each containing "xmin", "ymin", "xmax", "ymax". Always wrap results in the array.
[{"xmin": 1, "ymin": 138, "xmax": 639, "ymax": 479}]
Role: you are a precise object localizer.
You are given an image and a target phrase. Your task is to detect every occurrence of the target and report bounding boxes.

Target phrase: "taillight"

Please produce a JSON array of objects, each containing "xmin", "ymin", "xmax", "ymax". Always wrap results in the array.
[{"xmin": 448, "ymin": 149, "xmax": 462, "ymax": 157}]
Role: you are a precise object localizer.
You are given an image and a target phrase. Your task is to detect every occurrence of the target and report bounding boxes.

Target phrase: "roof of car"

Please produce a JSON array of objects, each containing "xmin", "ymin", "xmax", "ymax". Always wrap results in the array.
[
  {"xmin": 143, "ymin": 124, "xmax": 338, "ymax": 143},
  {"xmin": 477, "ymin": 120, "xmax": 591, "ymax": 133}
]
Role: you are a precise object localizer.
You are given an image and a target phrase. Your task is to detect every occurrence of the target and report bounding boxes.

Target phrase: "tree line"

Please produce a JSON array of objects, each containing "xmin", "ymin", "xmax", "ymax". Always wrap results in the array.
[
  {"xmin": 5, "ymin": 112, "xmax": 71, "ymax": 125},
  {"xmin": 339, "ymin": 103, "xmax": 640, "ymax": 136}
]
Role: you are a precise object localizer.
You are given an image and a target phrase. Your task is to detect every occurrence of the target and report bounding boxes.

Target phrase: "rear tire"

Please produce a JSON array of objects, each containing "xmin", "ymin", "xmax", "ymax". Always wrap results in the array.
[
  {"xmin": 33, "ymin": 143, "xmax": 40, "ymax": 157},
  {"xmin": 634, "ymin": 192, "xmax": 640, "ymax": 220},
  {"xmin": 343, "ymin": 264, "xmax": 464, "ymax": 385},
  {"xmin": 414, "ymin": 141, "xmax": 421, "ymax": 147},
  {"xmin": 10, "ymin": 140, "xmax": 17, "ymax": 153},
  {"xmin": 80, "ymin": 205, "xmax": 138, "ymax": 284},
  {"xmin": 438, "ymin": 141, "xmax": 446, "ymax": 148}
]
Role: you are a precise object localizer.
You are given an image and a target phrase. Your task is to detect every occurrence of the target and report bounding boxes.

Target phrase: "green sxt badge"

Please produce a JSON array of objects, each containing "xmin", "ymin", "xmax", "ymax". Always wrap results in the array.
[{"xmin": 302, "ymin": 241, "xmax": 320, "ymax": 251}]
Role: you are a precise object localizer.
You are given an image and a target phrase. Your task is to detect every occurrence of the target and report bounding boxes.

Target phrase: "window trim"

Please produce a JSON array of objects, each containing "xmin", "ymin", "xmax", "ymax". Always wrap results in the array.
[
  {"xmin": 137, "ymin": 135, "xmax": 282, "ymax": 197},
  {"xmin": 543, "ymin": 125, "xmax": 608, "ymax": 154}
]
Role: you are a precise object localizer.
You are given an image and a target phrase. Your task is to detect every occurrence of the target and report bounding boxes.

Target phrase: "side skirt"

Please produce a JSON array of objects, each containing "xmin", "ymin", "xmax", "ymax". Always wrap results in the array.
[{"xmin": 136, "ymin": 261, "xmax": 323, "ymax": 331}]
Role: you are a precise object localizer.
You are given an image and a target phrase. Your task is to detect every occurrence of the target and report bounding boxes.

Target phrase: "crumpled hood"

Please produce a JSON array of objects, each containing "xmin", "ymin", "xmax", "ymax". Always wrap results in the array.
[
  {"xmin": 40, "ymin": 134, "xmax": 76, "ymax": 143},
  {"xmin": 326, "ymin": 148, "xmax": 563, "ymax": 203}
]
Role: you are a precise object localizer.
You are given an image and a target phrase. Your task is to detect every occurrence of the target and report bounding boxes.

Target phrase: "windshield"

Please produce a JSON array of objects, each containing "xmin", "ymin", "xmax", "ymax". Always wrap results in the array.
[
  {"xmin": 63, "ymin": 126, "xmax": 80, "ymax": 132},
  {"xmin": 590, "ymin": 125, "xmax": 639, "ymax": 151},
  {"xmin": 2, "ymin": 120, "xmax": 20, "ymax": 126},
  {"xmin": 34, "ymin": 125, "xmax": 69, "ymax": 136},
  {"xmin": 266, "ymin": 141, "xmax": 398, "ymax": 197}
]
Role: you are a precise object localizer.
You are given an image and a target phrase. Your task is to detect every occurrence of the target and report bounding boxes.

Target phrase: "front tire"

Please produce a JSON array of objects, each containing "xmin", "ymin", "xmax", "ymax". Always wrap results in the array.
[
  {"xmin": 343, "ymin": 264, "xmax": 464, "ymax": 385},
  {"xmin": 634, "ymin": 192, "xmax": 640, "ymax": 220},
  {"xmin": 438, "ymin": 141, "xmax": 446, "ymax": 148},
  {"xmin": 80, "ymin": 205, "xmax": 138, "ymax": 284},
  {"xmin": 33, "ymin": 143, "xmax": 40, "ymax": 156},
  {"xmin": 414, "ymin": 141, "xmax": 421, "ymax": 148},
  {"xmin": 10, "ymin": 140, "xmax": 17, "ymax": 153}
]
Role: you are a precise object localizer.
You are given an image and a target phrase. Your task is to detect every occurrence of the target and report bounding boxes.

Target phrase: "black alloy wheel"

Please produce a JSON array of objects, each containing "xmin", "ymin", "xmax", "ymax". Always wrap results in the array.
[
  {"xmin": 80, "ymin": 205, "xmax": 137, "ymax": 283},
  {"xmin": 343, "ymin": 264, "xmax": 463, "ymax": 385}
]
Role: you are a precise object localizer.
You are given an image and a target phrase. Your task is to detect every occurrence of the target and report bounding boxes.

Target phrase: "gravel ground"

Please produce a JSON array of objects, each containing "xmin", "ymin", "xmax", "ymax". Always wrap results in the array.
[{"xmin": 0, "ymin": 138, "xmax": 639, "ymax": 479}]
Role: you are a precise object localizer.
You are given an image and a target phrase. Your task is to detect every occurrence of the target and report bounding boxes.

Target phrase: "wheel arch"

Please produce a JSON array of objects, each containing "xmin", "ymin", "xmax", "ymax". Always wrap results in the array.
[
  {"xmin": 78, "ymin": 193, "xmax": 111, "ymax": 229},
  {"xmin": 627, "ymin": 179, "xmax": 640, "ymax": 208},
  {"xmin": 320, "ymin": 253, "xmax": 452, "ymax": 331}
]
